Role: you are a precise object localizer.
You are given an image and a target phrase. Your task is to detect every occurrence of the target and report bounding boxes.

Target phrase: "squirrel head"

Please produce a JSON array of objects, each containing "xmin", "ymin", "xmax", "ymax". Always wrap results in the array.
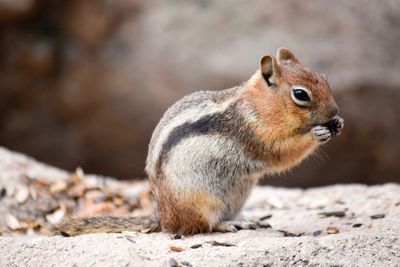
[{"xmin": 245, "ymin": 47, "xmax": 339, "ymax": 134}]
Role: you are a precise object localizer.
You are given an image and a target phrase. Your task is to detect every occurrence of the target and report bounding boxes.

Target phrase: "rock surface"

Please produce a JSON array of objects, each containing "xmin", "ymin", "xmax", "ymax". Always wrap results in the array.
[
  {"xmin": 0, "ymin": 147, "xmax": 399, "ymax": 266},
  {"xmin": 1, "ymin": 185, "xmax": 400, "ymax": 266},
  {"xmin": 0, "ymin": 0, "xmax": 400, "ymax": 186}
]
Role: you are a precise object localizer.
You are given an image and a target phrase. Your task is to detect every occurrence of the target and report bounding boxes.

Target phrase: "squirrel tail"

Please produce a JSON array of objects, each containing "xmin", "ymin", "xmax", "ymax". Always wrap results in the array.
[{"xmin": 50, "ymin": 215, "xmax": 160, "ymax": 237}]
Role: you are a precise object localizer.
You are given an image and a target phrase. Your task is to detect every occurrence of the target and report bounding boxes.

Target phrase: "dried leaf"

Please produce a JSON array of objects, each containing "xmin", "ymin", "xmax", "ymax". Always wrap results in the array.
[
  {"xmin": 67, "ymin": 183, "xmax": 87, "ymax": 198},
  {"xmin": 76, "ymin": 167, "xmax": 85, "ymax": 178},
  {"xmin": 49, "ymin": 181, "xmax": 68, "ymax": 193},
  {"xmin": 113, "ymin": 196, "xmax": 124, "ymax": 206},
  {"xmin": 15, "ymin": 186, "xmax": 30, "ymax": 204},
  {"xmin": 84, "ymin": 202, "xmax": 114, "ymax": 215},
  {"xmin": 45, "ymin": 208, "xmax": 65, "ymax": 224},
  {"xmin": 28, "ymin": 186, "xmax": 37, "ymax": 200},
  {"xmin": 326, "ymin": 226, "xmax": 340, "ymax": 234},
  {"xmin": 170, "ymin": 245, "xmax": 185, "ymax": 252},
  {"xmin": 34, "ymin": 178, "xmax": 54, "ymax": 186},
  {"xmin": 139, "ymin": 185, "xmax": 155, "ymax": 214},
  {"xmin": 6, "ymin": 214, "xmax": 22, "ymax": 230}
]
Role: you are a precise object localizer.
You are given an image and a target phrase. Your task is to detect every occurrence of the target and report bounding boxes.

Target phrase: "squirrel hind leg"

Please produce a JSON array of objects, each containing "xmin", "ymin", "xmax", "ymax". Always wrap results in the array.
[
  {"xmin": 49, "ymin": 215, "xmax": 160, "ymax": 237},
  {"xmin": 156, "ymin": 187, "xmax": 224, "ymax": 235},
  {"xmin": 158, "ymin": 199, "xmax": 215, "ymax": 235}
]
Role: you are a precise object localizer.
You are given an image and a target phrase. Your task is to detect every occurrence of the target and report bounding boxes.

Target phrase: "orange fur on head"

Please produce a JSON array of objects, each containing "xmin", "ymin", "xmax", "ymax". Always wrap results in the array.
[{"xmin": 241, "ymin": 48, "xmax": 336, "ymax": 171}]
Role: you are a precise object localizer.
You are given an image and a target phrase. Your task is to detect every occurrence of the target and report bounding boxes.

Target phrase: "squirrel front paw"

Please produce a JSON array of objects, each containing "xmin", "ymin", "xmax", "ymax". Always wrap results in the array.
[
  {"xmin": 328, "ymin": 115, "xmax": 344, "ymax": 137},
  {"xmin": 312, "ymin": 116, "xmax": 344, "ymax": 144},
  {"xmin": 312, "ymin": 125, "xmax": 332, "ymax": 144}
]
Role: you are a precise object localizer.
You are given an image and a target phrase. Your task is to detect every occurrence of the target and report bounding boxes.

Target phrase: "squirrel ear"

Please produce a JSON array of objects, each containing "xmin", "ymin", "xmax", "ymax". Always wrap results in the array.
[
  {"xmin": 260, "ymin": 54, "xmax": 280, "ymax": 86},
  {"xmin": 277, "ymin": 47, "xmax": 299, "ymax": 64}
]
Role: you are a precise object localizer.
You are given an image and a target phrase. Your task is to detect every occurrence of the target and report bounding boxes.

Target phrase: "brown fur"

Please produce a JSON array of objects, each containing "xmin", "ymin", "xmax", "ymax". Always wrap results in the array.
[
  {"xmin": 151, "ymin": 179, "xmax": 222, "ymax": 235},
  {"xmin": 51, "ymin": 48, "xmax": 340, "ymax": 236},
  {"xmin": 241, "ymin": 51, "xmax": 335, "ymax": 171},
  {"xmin": 50, "ymin": 215, "xmax": 160, "ymax": 236}
]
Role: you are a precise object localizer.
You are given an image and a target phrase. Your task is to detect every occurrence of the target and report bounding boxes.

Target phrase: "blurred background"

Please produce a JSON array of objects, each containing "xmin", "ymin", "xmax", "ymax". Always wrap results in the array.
[{"xmin": 1, "ymin": 0, "xmax": 399, "ymax": 187}]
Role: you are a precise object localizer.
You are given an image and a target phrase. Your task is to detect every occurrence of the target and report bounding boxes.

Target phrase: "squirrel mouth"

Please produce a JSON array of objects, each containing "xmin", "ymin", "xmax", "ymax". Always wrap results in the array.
[
  {"xmin": 320, "ymin": 118, "xmax": 341, "ymax": 137},
  {"xmin": 297, "ymin": 117, "xmax": 337, "ymax": 135}
]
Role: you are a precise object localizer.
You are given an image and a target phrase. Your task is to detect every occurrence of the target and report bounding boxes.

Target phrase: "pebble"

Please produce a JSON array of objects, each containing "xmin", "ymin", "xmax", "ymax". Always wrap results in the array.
[
  {"xmin": 318, "ymin": 211, "xmax": 346, "ymax": 218},
  {"xmin": 169, "ymin": 258, "xmax": 178, "ymax": 267},
  {"xmin": 370, "ymin": 214, "xmax": 385, "ymax": 219}
]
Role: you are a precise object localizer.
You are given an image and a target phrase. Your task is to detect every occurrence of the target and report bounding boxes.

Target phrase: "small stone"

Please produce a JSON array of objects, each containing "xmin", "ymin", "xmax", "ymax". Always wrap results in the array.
[
  {"xmin": 352, "ymin": 223, "xmax": 363, "ymax": 228},
  {"xmin": 313, "ymin": 230, "xmax": 323, "ymax": 236},
  {"xmin": 125, "ymin": 236, "xmax": 136, "ymax": 243},
  {"xmin": 259, "ymin": 214, "xmax": 272, "ymax": 220},
  {"xmin": 318, "ymin": 211, "xmax": 346, "ymax": 218},
  {"xmin": 169, "ymin": 258, "xmax": 179, "ymax": 267},
  {"xmin": 60, "ymin": 231, "xmax": 70, "ymax": 237},
  {"xmin": 181, "ymin": 261, "xmax": 193, "ymax": 267},
  {"xmin": 190, "ymin": 244, "xmax": 202, "ymax": 249},
  {"xmin": 171, "ymin": 234, "xmax": 181, "ymax": 239},
  {"xmin": 0, "ymin": 187, "xmax": 6, "ymax": 199},
  {"xmin": 211, "ymin": 241, "xmax": 235, "ymax": 247},
  {"xmin": 370, "ymin": 214, "xmax": 385, "ymax": 219},
  {"xmin": 278, "ymin": 230, "xmax": 300, "ymax": 237}
]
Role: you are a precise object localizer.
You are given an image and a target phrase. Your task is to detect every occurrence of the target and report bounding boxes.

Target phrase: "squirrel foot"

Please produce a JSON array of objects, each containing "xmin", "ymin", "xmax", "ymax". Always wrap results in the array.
[{"xmin": 214, "ymin": 220, "xmax": 271, "ymax": 233}]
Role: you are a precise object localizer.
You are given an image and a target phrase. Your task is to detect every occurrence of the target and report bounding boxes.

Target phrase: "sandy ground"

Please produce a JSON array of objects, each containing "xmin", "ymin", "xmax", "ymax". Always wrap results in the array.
[{"xmin": 0, "ymin": 147, "xmax": 399, "ymax": 266}]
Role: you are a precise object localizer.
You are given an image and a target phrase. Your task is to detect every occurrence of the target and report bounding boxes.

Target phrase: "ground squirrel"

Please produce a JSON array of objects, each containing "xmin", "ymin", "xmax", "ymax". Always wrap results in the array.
[{"xmin": 52, "ymin": 48, "xmax": 344, "ymax": 236}]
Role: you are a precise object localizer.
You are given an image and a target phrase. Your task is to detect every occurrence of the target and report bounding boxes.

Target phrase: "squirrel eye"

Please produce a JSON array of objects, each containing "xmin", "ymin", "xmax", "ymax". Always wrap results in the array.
[{"xmin": 291, "ymin": 88, "xmax": 312, "ymax": 106}]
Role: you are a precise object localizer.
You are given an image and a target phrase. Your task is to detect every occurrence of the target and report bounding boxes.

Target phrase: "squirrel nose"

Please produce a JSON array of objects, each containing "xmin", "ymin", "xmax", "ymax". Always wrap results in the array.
[{"xmin": 326, "ymin": 103, "xmax": 339, "ymax": 119}]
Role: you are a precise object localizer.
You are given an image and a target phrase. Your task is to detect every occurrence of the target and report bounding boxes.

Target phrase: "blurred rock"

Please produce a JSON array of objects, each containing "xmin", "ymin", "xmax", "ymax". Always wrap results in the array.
[
  {"xmin": 0, "ymin": 0, "xmax": 40, "ymax": 21},
  {"xmin": 0, "ymin": 0, "xmax": 399, "ymax": 186}
]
